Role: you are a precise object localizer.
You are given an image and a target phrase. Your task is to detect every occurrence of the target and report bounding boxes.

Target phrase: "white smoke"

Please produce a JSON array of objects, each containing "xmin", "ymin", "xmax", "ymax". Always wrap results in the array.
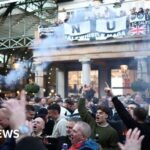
[
  {"xmin": 4, "ymin": 61, "xmax": 27, "ymax": 86},
  {"xmin": 2, "ymin": 5, "xmax": 120, "ymax": 87}
]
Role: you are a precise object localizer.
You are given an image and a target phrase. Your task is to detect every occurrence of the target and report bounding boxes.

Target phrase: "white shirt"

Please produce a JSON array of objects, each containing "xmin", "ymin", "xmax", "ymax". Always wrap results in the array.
[
  {"xmin": 51, "ymin": 115, "xmax": 67, "ymax": 138},
  {"xmin": 60, "ymin": 106, "xmax": 71, "ymax": 117}
]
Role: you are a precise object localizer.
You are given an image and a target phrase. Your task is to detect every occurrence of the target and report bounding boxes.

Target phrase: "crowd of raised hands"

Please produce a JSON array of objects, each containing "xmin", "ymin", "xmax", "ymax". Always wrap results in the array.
[
  {"xmin": 0, "ymin": 87, "xmax": 145, "ymax": 150},
  {"xmin": 81, "ymin": 87, "xmax": 145, "ymax": 150},
  {"xmin": 103, "ymin": 83, "xmax": 145, "ymax": 150}
]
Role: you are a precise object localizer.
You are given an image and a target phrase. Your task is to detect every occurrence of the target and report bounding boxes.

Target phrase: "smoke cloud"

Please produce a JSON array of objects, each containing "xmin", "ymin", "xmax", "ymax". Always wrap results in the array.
[{"xmin": 4, "ymin": 61, "xmax": 27, "ymax": 86}]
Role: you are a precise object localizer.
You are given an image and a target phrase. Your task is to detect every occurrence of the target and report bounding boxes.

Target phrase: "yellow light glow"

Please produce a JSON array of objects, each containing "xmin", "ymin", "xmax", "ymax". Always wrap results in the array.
[
  {"xmin": 17, "ymin": 91, "xmax": 20, "ymax": 94},
  {"xmin": 120, "ymin": 65, "xmax": 128, "ymax": 73},
  {"xmin": 13, "ymin": 63, "xmax": 20, "ymax": 69},
  {"xmin": 51, "ymin": 89, "xmax": 54, "ymax": 93}
]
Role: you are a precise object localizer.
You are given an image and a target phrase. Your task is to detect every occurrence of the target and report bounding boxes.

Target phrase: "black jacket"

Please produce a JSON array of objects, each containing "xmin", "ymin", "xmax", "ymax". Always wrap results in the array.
[{"xmin": 112, "ymin": 96, "xmax": 150, "ymax": 150}]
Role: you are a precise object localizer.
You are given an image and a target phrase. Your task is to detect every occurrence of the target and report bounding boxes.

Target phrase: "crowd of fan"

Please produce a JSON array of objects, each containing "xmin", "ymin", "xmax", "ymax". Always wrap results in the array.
[
  {"xmin": 0, "ymin": 85, "xmax": 150, "ymax": 150},
  {"xmin": 130, "ymin": 7, "xmax": 150, "ymax": 19},
  {"xmin": 51, "ymin": 6, "xmax": 150, "ymax": 27}
]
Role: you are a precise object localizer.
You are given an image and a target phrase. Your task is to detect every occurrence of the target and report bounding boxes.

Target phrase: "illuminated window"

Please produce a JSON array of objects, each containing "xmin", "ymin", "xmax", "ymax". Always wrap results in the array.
[
  {"xmin": 68, "ymin": 70, "xmax": 98, "ymax": 96},
  {"xmin": 111, "ymin": 69, "xmax": 136, "ymax": 95}
]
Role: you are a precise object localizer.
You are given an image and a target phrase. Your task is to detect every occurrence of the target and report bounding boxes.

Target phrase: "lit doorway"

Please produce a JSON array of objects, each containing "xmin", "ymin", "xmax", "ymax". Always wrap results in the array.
[
  {"xmin": 68, "ymin": 70, "xmax": 99, "ymax": 96},
  {"xmin": 111, "ymin": 69, "xmax": 136, "ymax": 95}
]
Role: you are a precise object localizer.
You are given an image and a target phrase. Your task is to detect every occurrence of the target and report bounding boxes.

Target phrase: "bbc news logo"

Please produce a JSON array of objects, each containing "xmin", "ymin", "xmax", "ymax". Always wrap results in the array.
[{"xmin": 0, "ymin": 130, "xmax": 20, "ymax": 138}]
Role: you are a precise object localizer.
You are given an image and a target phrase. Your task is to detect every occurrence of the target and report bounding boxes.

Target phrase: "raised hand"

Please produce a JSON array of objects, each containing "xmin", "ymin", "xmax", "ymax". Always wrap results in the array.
[
  {"xmin": 2, "ymin": 90, "xmax": 26, "ymax": 130},
  {"xmin": 118, "ymin": 128, "xmax": 144, "ymax": 150},
  {"xmin": 104, "ymin": 82, "xmax": 113, "ymax": 97},
  {"xmin": 82, "ymin": 84, "xmax": 90, "ymax": 96}
]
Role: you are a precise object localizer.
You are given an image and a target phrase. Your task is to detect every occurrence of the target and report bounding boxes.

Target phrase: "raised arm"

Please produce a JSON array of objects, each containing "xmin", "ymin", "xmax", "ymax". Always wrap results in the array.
[
  {"xmin": 112, "ymin": 96, "xmax": 137, "ymax": 129},
  {"xmin": 104, "ymin": 83, "xmax": 137, "ymax": 129},
  {"xmin": 78, "ymin": 98, "xmax": 95, "ymax": 124}
]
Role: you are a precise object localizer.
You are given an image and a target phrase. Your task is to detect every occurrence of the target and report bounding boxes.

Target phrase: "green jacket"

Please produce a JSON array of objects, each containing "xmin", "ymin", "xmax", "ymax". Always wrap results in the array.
[{"xmin": 78, "ymin": 98, "xmax": 119, "ymax": 150}]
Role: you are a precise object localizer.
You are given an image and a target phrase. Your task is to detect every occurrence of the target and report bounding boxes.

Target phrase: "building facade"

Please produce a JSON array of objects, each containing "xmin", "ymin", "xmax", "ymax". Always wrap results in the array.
[{"xmin": 33, "ymin": 0, "xmax": 150, "ymax": 98}]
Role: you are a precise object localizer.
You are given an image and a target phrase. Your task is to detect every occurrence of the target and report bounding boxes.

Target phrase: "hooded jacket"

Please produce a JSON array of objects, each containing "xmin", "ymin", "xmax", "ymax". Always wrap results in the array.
[{"xmin": 69, "ymin": 138, "xmax": 99, "ymax": 150}]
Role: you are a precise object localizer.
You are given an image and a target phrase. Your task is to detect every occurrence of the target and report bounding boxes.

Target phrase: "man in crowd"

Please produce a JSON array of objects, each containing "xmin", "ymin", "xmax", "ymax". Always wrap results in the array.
[
  {"xmin": 40, "ymin": 97, "xmax": 48, "ymax": 109},
  {"xmin": 48, "ymin": 103, "xmax": 67, "ymax": 138},
  {"xmin": 31, "ymin": 117, "xmax": 45, "ymax": 138},
  {"xmin": 34, "ymin": 97, "xmax": 41, "ymax": 113},
  {"xmin": 64, "ymin": 98, "xmax": 75, "ymax": 115},
  {"xmin": 25, "ymin": 105, "xmax": 36, "ymax": 132},
  {"xmin": 65, "ymin": 117, "xmax": 81, "ymax": 148},
  {"xmin": 15, "ymin": 136, "xmax": 47, "ymax": 150},
  {"xmin": 78, "ymin": 86, "xmax": 119, "ymax": 149},
  {"xmin": 37, "ymin": 108, "xmax": 54, "ymax": 136},
  {"xmin": 105, "ymin": 84, "xmax": 150, "ymax": 150},
  {"xmin": 69, "ymin": 121, "xmax": 99, "ymax": 150},
  {"xmin": 45, "ymin": 103, "xmax": 68, "ymax": 149}
]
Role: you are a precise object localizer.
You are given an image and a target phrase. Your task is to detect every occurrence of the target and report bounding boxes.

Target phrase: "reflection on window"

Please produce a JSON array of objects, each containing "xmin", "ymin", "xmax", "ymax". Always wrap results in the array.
[
  {"xmin": 111, "ymin": 69, "xmax": 136, "ymax": 95},
  {"xmin": 68, "ymin": 70, "xmax": 98, "ymax": 96},
  {"xmin": 68, "ymin": 71, "xmax": 81, "ymax": 95}
]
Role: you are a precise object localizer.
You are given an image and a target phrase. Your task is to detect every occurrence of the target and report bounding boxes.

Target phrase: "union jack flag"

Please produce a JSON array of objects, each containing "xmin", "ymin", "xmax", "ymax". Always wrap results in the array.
[{"xmin": 129, "ymin": 23, "xmax": 146, "ymax": 35}]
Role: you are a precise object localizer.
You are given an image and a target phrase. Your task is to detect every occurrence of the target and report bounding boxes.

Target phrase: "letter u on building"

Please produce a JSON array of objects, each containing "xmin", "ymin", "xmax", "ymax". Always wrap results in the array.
[{"xmin": 107, "ymin": 21, "xmax": 116, "ymax": 30}]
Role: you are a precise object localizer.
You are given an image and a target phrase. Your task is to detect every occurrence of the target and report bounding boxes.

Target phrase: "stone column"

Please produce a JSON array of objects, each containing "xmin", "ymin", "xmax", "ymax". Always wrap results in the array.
[
  {"xmin": 99, "ymin": 65, "xmax": 105, "ymax": 97},
  {"xmin": 135, "ymin": 57, "xmax": 149, "ymax": 98},
  {"xmin": 79, "ymin": 58, "xmax": 91, "ymax": 85},
  {"xmin": 147, "ymin": 57, "xmax": 150, "ymax": 83},
  {"xmin": 34, "ymin": 69, "xmax": 44, "ymax": 97},
  {"xmin": 56, "ymin": 68, "xmax": 65, "ymax": 98},
  {"xmin": 136, "ymin": 57, "xmax": 148, "ymax": 81}
]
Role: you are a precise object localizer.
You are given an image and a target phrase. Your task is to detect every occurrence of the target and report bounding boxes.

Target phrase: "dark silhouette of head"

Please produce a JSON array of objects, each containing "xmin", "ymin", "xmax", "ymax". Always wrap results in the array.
[{"xmin": 15, "ymin": 136, "xmax": 47, "ymax": 150}]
